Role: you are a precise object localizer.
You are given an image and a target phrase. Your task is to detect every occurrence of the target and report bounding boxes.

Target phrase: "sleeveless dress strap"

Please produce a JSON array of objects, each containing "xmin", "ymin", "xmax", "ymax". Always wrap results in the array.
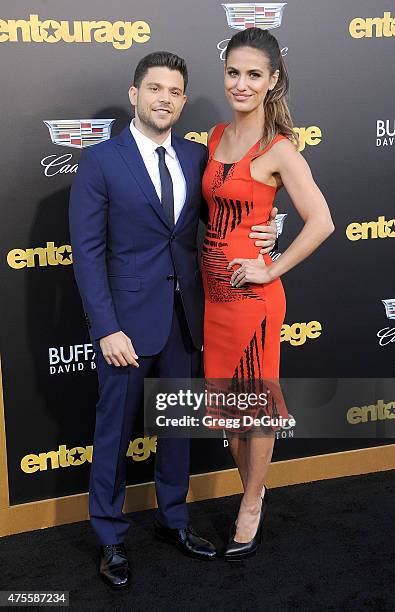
[
  {"xmin": 250, "ymin": 133, "xmax": 288, "ymax": 159},
  {"xmin": 207, "ymin": 123, "xmax": 228, "ymax": 159}
]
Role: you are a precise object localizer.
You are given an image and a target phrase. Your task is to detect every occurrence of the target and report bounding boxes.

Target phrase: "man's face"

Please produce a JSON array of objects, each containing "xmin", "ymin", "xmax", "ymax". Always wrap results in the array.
[{"xmin": 129, "ymin": 67, "xmax": 187, "ymax": 134}]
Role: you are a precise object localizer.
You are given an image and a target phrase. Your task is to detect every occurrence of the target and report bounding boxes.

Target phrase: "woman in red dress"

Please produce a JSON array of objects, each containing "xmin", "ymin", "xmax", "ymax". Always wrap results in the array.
[{"xmin": 201, "ymin": 27, "xmax": 334, "ymax": 560}]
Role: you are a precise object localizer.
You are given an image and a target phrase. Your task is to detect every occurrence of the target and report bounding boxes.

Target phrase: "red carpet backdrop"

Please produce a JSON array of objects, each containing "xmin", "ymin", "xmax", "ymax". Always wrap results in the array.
[{"xmin": 0, "ymin": 1, "xmax": 394, "ymax": 509}]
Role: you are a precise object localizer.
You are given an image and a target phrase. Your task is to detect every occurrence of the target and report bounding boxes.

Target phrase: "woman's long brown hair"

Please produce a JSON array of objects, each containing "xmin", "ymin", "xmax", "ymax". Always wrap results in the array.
[{"xmin": 225, "ymin": 27, "xmax": 299, "ymax": 150}]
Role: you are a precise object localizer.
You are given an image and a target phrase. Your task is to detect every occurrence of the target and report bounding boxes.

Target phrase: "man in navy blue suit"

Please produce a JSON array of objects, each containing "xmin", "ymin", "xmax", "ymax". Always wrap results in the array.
[{"xmin": 69, "ymin": 52, "xmax": 277, "ymax": 589}]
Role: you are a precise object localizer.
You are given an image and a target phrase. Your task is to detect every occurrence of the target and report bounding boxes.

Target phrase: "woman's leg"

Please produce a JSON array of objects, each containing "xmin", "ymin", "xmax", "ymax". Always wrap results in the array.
[
  {"xmin": 234, "ymin": 433, "xmax": 275, "ymax": 543},
  {"xmin": 227, "ymin": 435, "xmax": 249, "ymax": 491}
]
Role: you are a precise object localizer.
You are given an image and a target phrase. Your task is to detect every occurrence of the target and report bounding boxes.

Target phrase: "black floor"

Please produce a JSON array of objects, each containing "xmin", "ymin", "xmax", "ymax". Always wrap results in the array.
[{"xmin": 1, "ymin": 470, "xmax": 395, "ymax": 612}]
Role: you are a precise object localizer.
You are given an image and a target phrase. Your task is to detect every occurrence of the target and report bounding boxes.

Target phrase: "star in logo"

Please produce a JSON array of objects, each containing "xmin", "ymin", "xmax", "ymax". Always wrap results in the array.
[
  {"xmin": 388, "ymin": 406, "xmax": 395, "ymax": 416},
  {"xmin": 43, "ymin": 23, "xmax": 57, "ymax": 39},
  {"xmin": 57, "ymin": 246, "xmax": 72, "ymax": 262},
  {"xmin": 69, "ymin": 449, "xmax": 84, "ymax": 463}
]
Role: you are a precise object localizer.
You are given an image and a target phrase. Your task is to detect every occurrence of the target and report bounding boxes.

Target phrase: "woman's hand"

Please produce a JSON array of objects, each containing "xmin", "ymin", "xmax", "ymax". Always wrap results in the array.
[{"xmin": 227, "ymin": 255, "xmax": 274, "ymax": 287}]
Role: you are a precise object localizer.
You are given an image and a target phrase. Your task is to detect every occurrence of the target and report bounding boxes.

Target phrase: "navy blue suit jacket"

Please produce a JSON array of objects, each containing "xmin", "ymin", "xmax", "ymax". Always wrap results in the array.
[{"xmin": 69, "ymin": 126, "xmax": 208, "ymax": 355}]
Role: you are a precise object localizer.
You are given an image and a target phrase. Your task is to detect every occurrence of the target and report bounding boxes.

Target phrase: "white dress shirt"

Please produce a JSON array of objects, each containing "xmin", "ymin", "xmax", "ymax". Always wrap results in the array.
[{"xmin": 129, "ymin": 119, "xmax": 186, "ymax": 223}]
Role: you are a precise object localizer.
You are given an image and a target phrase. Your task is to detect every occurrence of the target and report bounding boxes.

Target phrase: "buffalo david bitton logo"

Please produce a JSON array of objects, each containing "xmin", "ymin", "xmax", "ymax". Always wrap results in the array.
[
  {"xmin": 222, "ymin": 3, "xmax": 287, "ymax": 30},
  {"xmin": 376, "ymin": 120, "xmax": 395, "ymax": 147},
  {"xmin": 49, "ymin": 343, "xmax": 96, "ymax": 375},
  {"xmin": 0, "ymin": 14, "xmax": 150, "ymax": 49}
]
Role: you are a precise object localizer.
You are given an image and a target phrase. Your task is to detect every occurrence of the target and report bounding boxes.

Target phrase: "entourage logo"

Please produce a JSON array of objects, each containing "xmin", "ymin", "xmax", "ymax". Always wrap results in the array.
[
  {"xmin": 294, "ymin": 126, "xmax": 322, "ymax": 152},
  {"xmin": 346, "ymin": 216, "xmax": 395, "ymax": 241},
  {"xmin": 376, "ymin": 120, "xmax": 395, "ymax": 147},
  {"xmin": 0, "ymin": 14, "xmax": 151, "ymax": 49},
  {"xmin": 185, "ymin": 131, "xmax": 209, "ymax": 146},
  {"xmin": 377, "ymin": 299, "xmax": 395, "ymax": 347},
  {"xmin": 49, "ymin": 344, "xmax": 95, "ymax": 375},
  {"xmin": 7, "ymin": 242, "xmax": 72, "ymax": 269},
  {"xmin": 349, "ymin": 12, "xmax": 395, "ymax": 38},
  {"xmin": 218, "ymin": 3, "xmax": 288, "ymax": 60},
  {"xmin": 281, "ymin": 321, "xmax": 322, "ymax": 346},
  {"xmin": 184, "ymin": 126, "xmax": 322, "ymax": 152},
  {"xmin": 347, "ymin": 399, "xmax": 395, "ymax": 424},
  {"xmin": 20, "ymin": 436, "xmax": 157, "ymax": 473}
]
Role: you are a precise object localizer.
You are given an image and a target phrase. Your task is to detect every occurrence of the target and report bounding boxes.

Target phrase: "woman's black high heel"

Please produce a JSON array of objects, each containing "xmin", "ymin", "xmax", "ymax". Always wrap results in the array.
[{"xmin": 224, "ymin": 488, "xmax": 269, "ymax": 562}]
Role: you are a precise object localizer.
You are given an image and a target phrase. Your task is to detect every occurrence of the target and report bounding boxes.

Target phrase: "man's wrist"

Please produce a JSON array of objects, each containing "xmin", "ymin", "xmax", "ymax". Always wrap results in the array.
[{"xmin": 97, "ymin": 328, "xmax": 122, "ymax": 342}]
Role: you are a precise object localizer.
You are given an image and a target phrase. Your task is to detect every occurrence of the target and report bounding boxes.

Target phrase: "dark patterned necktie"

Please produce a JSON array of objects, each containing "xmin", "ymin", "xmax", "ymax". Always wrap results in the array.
[{"xmin": 156, "ymin": 146, "xmax": 174, "ymax": 227}]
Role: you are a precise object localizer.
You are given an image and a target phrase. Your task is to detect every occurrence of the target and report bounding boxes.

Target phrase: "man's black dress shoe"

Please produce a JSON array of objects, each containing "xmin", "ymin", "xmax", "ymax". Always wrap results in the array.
[
  {"xmin": 154, "ymin": 521, "xmax": 217, "ymax": 560},
  {"xmin": 224, "ymin": 488, "xmax": 269, "ymax": 562},
  {"xmin": 99, "ymin": 543, "xmax": 130, "ymax": 589}
]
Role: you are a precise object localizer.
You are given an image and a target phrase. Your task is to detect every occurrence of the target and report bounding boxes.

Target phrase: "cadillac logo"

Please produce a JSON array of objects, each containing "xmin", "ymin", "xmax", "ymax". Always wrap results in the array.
[
  {"xmin": 382, "ymin": 299, "xmax": 395, "ymax": 321},
  {"xmin": 222, "ymin": 3, "xmax": 287, "ymax": 30},
  {"xmin": 44, "ymin": 119, "xmax": 115, "ymax": 149},
  {"xmin": 275, "ymin": 213, "xmax": 287, "ymax": 237}
]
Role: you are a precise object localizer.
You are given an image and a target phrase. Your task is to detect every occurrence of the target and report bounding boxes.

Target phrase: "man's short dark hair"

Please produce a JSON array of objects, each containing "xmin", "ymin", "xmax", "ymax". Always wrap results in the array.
[{"xmin": 133, "ymin": 51, "xmax": 188, "ymax": 91}]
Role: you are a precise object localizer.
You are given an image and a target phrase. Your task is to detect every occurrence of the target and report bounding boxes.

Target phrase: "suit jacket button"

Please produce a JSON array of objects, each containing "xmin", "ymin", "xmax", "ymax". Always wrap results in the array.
[{"xmin": 167, "ymin": 275, "xmax": 175, "ymax": 281}]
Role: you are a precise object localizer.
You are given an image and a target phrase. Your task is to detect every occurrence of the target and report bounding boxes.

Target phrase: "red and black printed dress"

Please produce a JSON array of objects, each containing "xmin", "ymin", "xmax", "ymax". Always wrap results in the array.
[{"xmin": 201, "ymin": 123, "xmax": 287, "ymax": 387}]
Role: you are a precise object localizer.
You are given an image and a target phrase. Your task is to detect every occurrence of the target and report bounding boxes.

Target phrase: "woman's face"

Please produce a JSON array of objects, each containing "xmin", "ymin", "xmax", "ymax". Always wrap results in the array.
[{"xmin": 224, "ymin": 46, "xmax": 279, "ymax": 114}]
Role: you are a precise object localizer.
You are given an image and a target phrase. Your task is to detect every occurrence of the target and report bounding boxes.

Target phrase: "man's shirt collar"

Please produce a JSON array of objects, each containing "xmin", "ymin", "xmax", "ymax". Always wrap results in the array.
[{"xmin": 130, "ymin": 119, "xmax": 176, "ymax": 159}]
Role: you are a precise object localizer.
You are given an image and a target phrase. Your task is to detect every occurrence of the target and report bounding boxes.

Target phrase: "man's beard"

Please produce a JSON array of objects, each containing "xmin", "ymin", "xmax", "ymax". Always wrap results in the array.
[{"xmin": 138, "ymin": 106, "xmax": 175, "ymax": 135}]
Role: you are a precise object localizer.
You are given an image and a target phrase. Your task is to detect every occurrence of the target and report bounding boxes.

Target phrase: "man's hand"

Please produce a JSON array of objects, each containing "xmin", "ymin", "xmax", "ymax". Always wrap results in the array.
[
  {"xmin": 99, "ymin": 331, "xmax": 139, "ymax": 367},
  {"xmin": 249, "ymin": 206, "xmax": 278, "ymax": 255}
]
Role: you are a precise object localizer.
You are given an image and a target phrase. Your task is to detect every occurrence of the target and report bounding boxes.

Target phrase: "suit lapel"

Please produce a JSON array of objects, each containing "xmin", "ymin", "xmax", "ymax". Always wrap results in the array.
[
  {"xmin": 115, "ymin": 127, "xmax": 171, "ymax": 228},
  {"xmin": 171, "ymin": 135, "xmax": 193, "ymax": 230}
]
